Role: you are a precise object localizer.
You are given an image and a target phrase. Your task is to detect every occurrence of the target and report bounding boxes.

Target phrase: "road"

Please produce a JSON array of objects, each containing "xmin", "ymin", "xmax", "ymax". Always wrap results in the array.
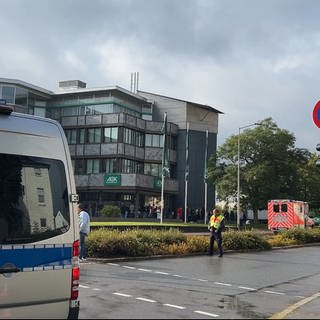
[{"xmin": 78, "ymin": 247, "xmax": 320, "ymax": 319}]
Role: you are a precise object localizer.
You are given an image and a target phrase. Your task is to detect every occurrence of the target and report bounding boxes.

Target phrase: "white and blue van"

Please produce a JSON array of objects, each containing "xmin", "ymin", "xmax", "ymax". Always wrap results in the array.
[{"xmin": 0, "ymin": 105, "xmax": 80, "ymax": 319}]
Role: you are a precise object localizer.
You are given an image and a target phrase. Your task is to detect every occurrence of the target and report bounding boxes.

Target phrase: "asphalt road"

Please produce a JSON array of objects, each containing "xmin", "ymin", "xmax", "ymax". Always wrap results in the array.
[{"xmin": 78, "ymin": 246, "xmax": 320, "ymax": 319}]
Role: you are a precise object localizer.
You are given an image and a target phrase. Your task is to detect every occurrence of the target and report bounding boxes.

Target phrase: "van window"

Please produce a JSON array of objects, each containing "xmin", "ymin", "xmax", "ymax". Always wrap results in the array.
[
  {"xmin": 0, "ymin": 153, "xmax": 70, "ymax": 244},
  {"xmin": 273, "ymin": 204, "xmax": 279, "ymax": 212},
  {"xmin": 281, "ymin": 204, "xmax": 287, "ymax": 212}
]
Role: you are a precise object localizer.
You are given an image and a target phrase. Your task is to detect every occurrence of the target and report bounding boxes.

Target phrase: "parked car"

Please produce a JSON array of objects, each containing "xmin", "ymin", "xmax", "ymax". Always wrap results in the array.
[
  {"xmin": 311, "ymin": 216, "xmax": 320, "ymax": 226},
  {"xmin": 305, "ymin": 215, "xmax": 315, "ymax": 228}
]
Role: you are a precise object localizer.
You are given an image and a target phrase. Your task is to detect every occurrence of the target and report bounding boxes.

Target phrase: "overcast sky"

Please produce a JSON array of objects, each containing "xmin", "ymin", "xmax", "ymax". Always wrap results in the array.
[{"xmin": 1, "ymin": 0, "xmax": 320, "ymax": 152}]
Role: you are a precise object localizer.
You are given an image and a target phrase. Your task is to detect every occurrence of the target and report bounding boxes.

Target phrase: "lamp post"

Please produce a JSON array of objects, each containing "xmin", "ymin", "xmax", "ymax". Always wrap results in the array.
[{"xmin": 237, "ymin": 122, "xmax": 261, "ymax": 231}]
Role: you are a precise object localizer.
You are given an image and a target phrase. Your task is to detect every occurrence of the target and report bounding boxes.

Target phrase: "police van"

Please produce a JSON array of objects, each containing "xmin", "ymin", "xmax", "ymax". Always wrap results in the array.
[{"xmin": 0, "ymin": 105, "xmax": 80, "ymax": 319}]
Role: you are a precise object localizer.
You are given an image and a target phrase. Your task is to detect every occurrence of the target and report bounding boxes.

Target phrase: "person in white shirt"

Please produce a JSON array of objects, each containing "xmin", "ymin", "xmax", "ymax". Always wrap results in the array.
[{"xmin": 77, "ymin": 203, "xmax": 90, "ymax": 261}]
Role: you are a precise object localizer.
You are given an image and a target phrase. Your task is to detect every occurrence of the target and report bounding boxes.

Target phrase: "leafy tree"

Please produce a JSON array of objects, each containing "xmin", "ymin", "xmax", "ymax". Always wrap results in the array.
[
  {"xmin": 209, "ymin": 118, "xmax": 320, "ymax": 223},
  {"xmin": 296, "ymin": 153, "xmax": 320, "ymax": 207}
]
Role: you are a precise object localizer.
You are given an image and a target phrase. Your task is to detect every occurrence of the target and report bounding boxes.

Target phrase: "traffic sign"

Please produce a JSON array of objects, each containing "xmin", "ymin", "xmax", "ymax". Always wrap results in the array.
[{"xmin": 312, "ymin": 100, "xmax": 320, "ymax": 128}]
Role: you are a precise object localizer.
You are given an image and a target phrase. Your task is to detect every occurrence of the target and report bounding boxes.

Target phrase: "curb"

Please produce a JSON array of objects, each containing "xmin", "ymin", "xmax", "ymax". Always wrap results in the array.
[{"xmin": 84, "ymin": 242, "xmax": 320, "ymax": 264}]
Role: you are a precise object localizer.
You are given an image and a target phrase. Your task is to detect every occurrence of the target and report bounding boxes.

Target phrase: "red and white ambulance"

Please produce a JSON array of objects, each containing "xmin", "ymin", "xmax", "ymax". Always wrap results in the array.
[{"xmin": 267, "ymin": 199, "xmax": 310, "ymax": 231}]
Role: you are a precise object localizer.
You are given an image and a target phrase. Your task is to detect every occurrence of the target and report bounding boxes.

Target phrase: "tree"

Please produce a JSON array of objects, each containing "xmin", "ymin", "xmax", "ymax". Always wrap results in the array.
[
  {"xmin": 208, "ymin": 117, "xmax": 320, "ymax": 223},
  {"xmin": 296, "ymin": 153, "xmax": 320, "ymax": 206}
]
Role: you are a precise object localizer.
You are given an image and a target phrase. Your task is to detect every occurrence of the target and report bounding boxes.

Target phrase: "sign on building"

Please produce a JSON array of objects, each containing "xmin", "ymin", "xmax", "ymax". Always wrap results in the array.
[
  {"xmin": 154, "ymin": 177, "xmax": 162, "ymax": 189},
  {"xmin": 104, "ymin": 174, "xmax": 121, "ymax": 186}
]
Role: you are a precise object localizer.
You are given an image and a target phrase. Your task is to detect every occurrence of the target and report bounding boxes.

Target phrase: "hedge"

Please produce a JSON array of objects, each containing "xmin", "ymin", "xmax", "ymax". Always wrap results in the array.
[{"xmin": 86, "ymin": 228, "xmax": 273, "ymax": 258}]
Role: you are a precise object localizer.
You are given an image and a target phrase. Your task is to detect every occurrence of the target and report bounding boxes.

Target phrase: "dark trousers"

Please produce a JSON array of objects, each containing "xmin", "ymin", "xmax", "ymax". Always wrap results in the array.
[
  {"xmin": 80, "ymin": 232, "xmax": 87, "ymax": 259},
  {"xmin": 209, "ymin": 230, "xmax": 223, "ymax": 255}
]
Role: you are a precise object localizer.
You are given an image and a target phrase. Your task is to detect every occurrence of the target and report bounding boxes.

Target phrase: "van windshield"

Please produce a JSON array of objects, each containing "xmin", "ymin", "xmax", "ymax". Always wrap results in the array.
[{"xmin": 0, "ymin": 154, "xmax": 70, "ymax": 244}]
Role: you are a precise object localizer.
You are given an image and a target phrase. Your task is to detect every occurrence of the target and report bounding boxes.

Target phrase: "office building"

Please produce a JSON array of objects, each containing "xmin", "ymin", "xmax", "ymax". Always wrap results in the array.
[{"xmin": 0, "ymin": 78, "xmax": 223, "ymax": 218}]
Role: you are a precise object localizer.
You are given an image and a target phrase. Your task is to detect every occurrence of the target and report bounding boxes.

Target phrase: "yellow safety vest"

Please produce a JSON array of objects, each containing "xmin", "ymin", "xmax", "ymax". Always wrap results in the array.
[{"xmin": 209, "ymin": 214, "xmax": 224, "ymax": 229}]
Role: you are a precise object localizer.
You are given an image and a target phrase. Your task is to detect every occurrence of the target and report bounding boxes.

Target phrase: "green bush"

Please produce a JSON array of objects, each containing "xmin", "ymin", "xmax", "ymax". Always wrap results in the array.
[
  {"xmin": 99, "ymin": 205, "xmax": 121, "ymax": 218},
  {"xmin": 267, "ymin": 234, "xmax": 298, "ymax": 247},
  {"xmin": 278, "ymin": 227, "xmax": 320, "ymax": 244},
  {"xmin": 86, "ymin": 228, "xmax": 187, "ymax": 257},
  {"xmin": 86, "ymin": 228, "xmax": 277, "ymax": 258},
  {"xmin": 223, "ymin": 231, "xmax": 272, "ymax": 251}
]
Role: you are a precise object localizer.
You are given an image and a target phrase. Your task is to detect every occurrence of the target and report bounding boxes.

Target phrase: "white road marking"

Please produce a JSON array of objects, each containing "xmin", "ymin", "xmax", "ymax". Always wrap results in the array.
[
  {"xmin": 214, "ymin": 282, "xmax": 232, "ymax": 287},
  {"xmin": 79, "ymin": 285, "xmax": 89, "ymax": 288},
  {"xmin": 95, "ymin": 263, "xmax": 305, "ymax": 305},
  {"xmin": 136, "ymin": 297, "xmax": 157, "ymax": 303},
  {"xmin": 196, "ymin": 278, "xmax": 209, "ymax": 282},
  {"xmin": 238, "ymin": 286, "xmax": 256, "ymax": 291},
  {"xmin": 113, "ymin": 292, "xmax": 132, "ymax": 297},
  {"xmin": 194, "ymin": 310, "xmax": 220, "ymax": 317},
  {"xmin": 138, "ymin": 268, "xmax": 152, "ymax": 272},
  {"xmin": 155, "ymin": 271, "xmax": 169, "ymax": 275},
  {"xmin": 92, "ymin": 288, "xmax": 101, "ymax": 291},
  {"xmin": 163, "ymin": 303, "xmax": 186, "ymax": 310},
  {"xmin": 264, "ymin": 290, "xmax": 285, "ymax": 295}
]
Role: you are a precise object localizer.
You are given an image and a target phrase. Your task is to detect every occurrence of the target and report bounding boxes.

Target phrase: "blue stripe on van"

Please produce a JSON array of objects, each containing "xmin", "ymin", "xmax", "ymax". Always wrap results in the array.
[{"xmin": 0, "ymin": 244, "xmax": 72, "ymax": 270}]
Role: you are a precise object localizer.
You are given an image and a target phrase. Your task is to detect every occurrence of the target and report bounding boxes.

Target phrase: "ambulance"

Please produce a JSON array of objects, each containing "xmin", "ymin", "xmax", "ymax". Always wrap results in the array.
[
  {"xmin": 267, "ymin": 199, "xmax": 309, "ymax": 231},
  {"xmin": 0, "ymin": 104, "xmax": 80, "ymax": 319}
]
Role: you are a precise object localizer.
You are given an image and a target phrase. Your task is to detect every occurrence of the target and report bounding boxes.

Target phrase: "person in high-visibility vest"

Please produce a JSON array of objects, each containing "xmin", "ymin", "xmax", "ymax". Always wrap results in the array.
[{"xmin": 208, "ymin": 208, "xmax": 225, "ymax": 257}]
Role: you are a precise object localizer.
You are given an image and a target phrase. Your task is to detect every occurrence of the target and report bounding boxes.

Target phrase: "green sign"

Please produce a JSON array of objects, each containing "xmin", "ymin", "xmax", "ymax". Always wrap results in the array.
[
  {"xmin": 154, "ymin": 177, "xmax": 162, "ymax": 189},
  {"xmin": 104, "ymin": 174, "xmax": 121, "ymax": 186}
]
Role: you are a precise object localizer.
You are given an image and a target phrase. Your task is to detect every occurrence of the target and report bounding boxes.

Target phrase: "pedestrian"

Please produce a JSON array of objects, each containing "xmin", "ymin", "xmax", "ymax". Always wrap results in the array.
[
  {"xmin": 208, "ymin": 208, "xmax": 225, "ymax": 257},
  {"xmin": 77, "ymin": 203, "xmax": 90, "ymax": 261}
]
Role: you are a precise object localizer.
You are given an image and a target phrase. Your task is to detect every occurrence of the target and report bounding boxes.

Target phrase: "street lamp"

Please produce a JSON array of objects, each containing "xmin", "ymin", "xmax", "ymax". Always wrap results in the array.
[{"xmin": 237, "ymin": 122, "xmax": 261, "ymax": 230}]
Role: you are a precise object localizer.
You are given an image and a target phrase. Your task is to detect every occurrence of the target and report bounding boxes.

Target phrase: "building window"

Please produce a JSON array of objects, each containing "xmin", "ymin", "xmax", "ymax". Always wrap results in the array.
[
  {"xmin": 104, "ymin": 158, "xmax": 118, "ymax": 173},
  {"xmin": 34, "ymin": 107, "xmax": 46, "ymax": 117},
  {"xmin": 79, "ymin": 128, "xmax": 85, "ymax": 144},
  {"xmin": 1, "ymin": 86, "xmax": 15, "ymax": 103},
  {"xmin": 124, "ymin": 128, "xmax": 134, "ymax": 145},
  {"xmin": 34, "ymin": 168, "xmax": 42, "ymax": 177},
  {"xmin": 136, "ymin": 161, "xmax": 144, "ymax": 174},
  {"xmin": 86, "ymin": 159, "xmax": 100, "ymax": 174},
  {"xmin": 65, "ymin": 129, "xmax": 77, "ymax": 144},
  {"xmin": 87, "ymin": 128, "xmax": 101, "ymax": 143},
  {"xmin": 37, "ymin": 188, "xmax": 45, "ymax": 204},
  {"xmin": 122, "ymin": 159, "xmax": 134, "ymax": 173},
  {"xmin": 144, "ymin": 163, "xmax": 161, "ymax": 177},
  {"xmin": 145, "ymin": 134, "xmax": 152, "ymax": 146},
  {"xmin": 136, "ymin": 131, "xmax": 144, "ymax": 147},
  {"xmin": 62, "ymin": 107, "xmax": 78, "ymax": 116},
  {"xmin": 145, "ymin": 134, "xmax": 162, "ymax": 148},
  {"xmin": 40, "ymin": 218, "xmax": 47, "ymax": 228},
  {"xmin": 104, "ymin": 127, "xmax": 118, "ymax": 143},
  {"xmin": 75, "ymin": 159, "xmax": 85, "ymax": 175}
]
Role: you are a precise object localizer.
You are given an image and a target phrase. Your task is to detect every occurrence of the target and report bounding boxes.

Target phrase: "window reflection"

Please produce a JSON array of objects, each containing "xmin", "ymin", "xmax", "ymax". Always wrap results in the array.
[{"xmin": 0, "ymin": 154, "xmax": 70, "ymax": 244}]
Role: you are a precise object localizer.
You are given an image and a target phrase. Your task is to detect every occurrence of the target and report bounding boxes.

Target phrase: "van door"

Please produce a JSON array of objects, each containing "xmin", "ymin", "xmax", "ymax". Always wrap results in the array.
[{"xmin": 0, "ymin": 153, "xmax": 77, "ymax": 318}]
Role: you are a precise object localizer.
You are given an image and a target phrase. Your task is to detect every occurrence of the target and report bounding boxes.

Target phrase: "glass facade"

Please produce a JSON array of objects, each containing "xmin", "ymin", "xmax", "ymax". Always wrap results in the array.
[
  {"xmin": 1, "ymin": 86, "xmax": 15, "ymax": 103},
  {"xmin": 48, "ymin": 98, "xmax": 144, "ymax": 120}
]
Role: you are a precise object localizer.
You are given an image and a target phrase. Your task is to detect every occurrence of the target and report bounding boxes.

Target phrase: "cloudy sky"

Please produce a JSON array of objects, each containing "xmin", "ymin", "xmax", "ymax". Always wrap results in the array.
[{"xmin": 1, "ymin": 0, "xmax": 320, "ymax": 151}]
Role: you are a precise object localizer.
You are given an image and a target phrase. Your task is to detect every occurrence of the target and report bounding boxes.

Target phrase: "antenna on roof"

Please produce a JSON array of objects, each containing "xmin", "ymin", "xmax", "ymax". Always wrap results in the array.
[{"xmin": 130, "ymin": 72, "xmax": 139, "ymax": 93}]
